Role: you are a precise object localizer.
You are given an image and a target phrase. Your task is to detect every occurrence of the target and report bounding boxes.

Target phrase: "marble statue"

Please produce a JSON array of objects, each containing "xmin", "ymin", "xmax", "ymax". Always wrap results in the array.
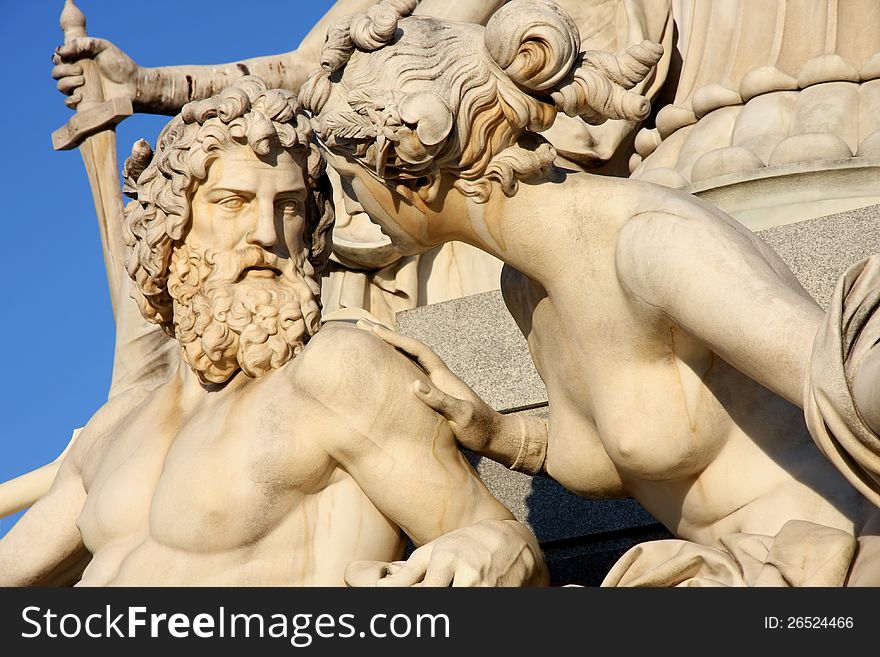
[
  {"xmin": 11, "ymin": 1, "xmax": 550, "ymax": 521},
  {"xmin": 47, "ymin": 0, "xmax": 880, "ymax": 309},
  {"xmin": 7, "ymin": 0, "xmax": 879, "ymax": 588},
  {"xmin": 0, "ymin": 76, "xmax": 546, "ymax": 587},
  {"xmin": 2, "ymin": 0, "xmax": 670, "ymax": 520},
  {"xmin": 46, "ymin": 0, "xmax": 509, "ymax": 329},
  {"xmin": 298, "ymin": 0, "xmax": 880, "ymax": 586},
  {"xmin": 47, "ymin": 0, "xmax": 678, "ymax": 328}
]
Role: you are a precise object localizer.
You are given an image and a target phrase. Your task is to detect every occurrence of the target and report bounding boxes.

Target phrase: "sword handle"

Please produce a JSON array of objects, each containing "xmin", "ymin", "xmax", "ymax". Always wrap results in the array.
[
  {"xmin": 53, "ymin": 0, "xmax": 132, "ymax": 151},
  {"xmin": 60, "ymin": 0, "xmax": 105, "ymax": 112}
]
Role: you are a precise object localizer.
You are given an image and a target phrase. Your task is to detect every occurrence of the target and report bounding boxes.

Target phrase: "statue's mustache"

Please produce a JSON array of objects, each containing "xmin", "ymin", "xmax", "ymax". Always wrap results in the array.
[{"xmin": 204, "ymin": 246, "xmax": 288, "ymax": 285}]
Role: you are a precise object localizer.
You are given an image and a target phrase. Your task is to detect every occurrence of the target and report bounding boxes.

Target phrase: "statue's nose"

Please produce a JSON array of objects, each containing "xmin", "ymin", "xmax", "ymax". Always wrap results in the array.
[{"xmin": 246, "ymin": 199, "xmax": 278, "ymax": 248}]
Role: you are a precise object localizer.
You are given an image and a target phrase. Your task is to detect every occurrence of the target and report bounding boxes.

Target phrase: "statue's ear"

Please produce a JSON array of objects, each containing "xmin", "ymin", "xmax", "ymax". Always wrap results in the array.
[
  {"xmin": 415, "ymin": 171, "xmax": 443, "ymax": 205},
  {"xmin": 399, "ymin": 92, "xmax": 453, "ymax": 148}
]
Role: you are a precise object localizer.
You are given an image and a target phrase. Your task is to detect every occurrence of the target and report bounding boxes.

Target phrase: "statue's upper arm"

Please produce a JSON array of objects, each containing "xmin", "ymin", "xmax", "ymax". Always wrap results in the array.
[
  {"xmin": 291, "ymin": 326, "xmax": 510, "ymax": 544},
  {"xmin": 615, "ymin": 209, "xmax": 822, "ymax": 406}
]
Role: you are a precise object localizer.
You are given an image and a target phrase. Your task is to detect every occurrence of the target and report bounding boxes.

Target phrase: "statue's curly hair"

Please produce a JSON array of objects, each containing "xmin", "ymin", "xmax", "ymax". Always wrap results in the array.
[
  {"xmin": 300, "ymin": 0, "xmax": 662, "ymax": 203},
  {"xmin": 122, "ymin": 76, "xmax": 334, "ymax": 333}
]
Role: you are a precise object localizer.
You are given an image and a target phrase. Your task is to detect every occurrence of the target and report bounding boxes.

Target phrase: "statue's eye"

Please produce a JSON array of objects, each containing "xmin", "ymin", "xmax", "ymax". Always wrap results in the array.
[{"xmin": 218, "ymin": 196, "xmax": 246, "ymax": 210}]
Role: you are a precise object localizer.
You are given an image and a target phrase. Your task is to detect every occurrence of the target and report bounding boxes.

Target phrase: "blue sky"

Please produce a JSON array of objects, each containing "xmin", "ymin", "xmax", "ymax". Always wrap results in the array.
[{"xmin": 0, "ymin": 0, "xmax": 335, "ymax": 538}]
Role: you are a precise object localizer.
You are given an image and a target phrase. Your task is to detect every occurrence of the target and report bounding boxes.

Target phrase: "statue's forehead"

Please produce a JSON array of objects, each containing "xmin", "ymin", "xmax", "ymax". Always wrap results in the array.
[{"xmin": 200, "ymin": 145, "xmax": 307, "ymax": 191}]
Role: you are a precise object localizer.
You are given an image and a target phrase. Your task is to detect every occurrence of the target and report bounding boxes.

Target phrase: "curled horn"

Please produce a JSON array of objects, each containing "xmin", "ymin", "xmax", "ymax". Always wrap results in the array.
[
  {"xmin": 551, "ymin": 41, "xmax": 663, "ymax": 125},
  {"xmin": 582, "ymin": 41, "xmax": 665, "ymax": 90},
  {"xmin": 323, "ymin": 0, "xmax": 418, "ymax": 72},
  {"xmin": 321, "ymin": 15, "xmax": 355, "ymax": 73}
]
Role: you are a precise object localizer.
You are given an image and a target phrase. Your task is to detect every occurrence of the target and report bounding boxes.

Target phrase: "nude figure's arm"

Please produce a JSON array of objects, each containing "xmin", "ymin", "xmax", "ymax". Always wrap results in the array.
[
  {"xmin": 0, "ymin": 428, "xmax": 82, "ymax": 519},
  {"xmin": 297, "ymin": 326, "xmax": 517, "ymax": 542},
  {"xmin": 615, "ymin": 205, "xmax": 825, "ymax": 408},
  {"xmin": 0, "ymin": 455, "xmax": 90, "ymax": 586},
  {"xmin": 355, "ymin": 319, "xmax": 630, "ymax": 502},
  {"xmin": 294, "ymin": 325, "xmax": 547, "ymax": 585},
  {"xmin": 0, "ymin": 387, "xmax": 150, "ymax": 586},
  {"xmin": 52, "ymin": 0, "xmax": 380, "ymax": 115},
  {"xmin": 353, "ymin": 319, "xmax": 550, "ymax": 475},
  {"xmin": 52, "ymin": 1, "xmax": 508, "ymax": 116}
]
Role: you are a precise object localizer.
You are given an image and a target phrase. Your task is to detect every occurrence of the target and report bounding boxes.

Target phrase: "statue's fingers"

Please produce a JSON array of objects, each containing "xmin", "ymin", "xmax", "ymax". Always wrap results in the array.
[
  {"xmin": 52, "ymin": 63, "xmax": 83, "ymax": 82},
  {"xmin": 418, "ymin": 552, "xmax": 458, "ymax": 587},
  {"xmin": 56, "ymin": 74, "xmax": 84, "ymax": 95},
  {"xmin": 412, "ymin": 380, "xmax": 470, "ymax": 424},
  {"xmin": 344, "ymin": 560, "xmax": 393, "ymax": 587},
  {"xmin": 355, "ymin": 317, "xmax": 384, "ymax": 335},
  {"xmin": 358, "ymin": 318, "xmax": 446, "ymax": 372},
  {"xmin": 384, "ymin": 560, "xmax": 408, "ymax": 576},
  {"xmin": 375, "ymin": 547, "xmax": 432, "ymax": 587},
  {"xmin": 451, "ymin": 564, "xmax": 484, "ymax": 587},
  {"xmin": 65, "ymin": 93, "xmax": 82, "ymax": 109},
  {"xmin": 56, "ymin": 37, "xmax": 106, "ymax": 62}
]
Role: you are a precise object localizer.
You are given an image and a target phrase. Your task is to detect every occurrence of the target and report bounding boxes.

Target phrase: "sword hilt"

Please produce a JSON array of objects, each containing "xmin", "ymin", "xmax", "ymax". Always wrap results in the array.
[
  {"xmin": 60, "ymin": 0, "xmax": 103, "ymax": 111},
  {"xmin": 52, "ymin": 0, "xmax": 132, "ymax": 151}
]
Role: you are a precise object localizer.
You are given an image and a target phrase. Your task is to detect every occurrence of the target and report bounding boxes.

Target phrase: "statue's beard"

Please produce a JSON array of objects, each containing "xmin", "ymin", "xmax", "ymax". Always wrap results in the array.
[{"xmin": 167, "ymin": 243, "xmax": 322, "ymax": 384}]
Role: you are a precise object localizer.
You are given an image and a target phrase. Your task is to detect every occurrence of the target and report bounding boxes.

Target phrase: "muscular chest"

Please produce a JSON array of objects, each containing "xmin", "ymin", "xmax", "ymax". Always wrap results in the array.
[{"xmin": 78, "ymin": 388, "xmax": 335, "ymax": 554}]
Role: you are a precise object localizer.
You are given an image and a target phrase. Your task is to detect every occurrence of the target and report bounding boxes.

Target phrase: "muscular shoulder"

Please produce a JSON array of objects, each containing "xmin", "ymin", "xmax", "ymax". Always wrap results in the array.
[
  {"xmin": 616, "ymin": 205, "xmax": 796, "ymax": 306},
  {"xmin": 288, "ymin": 323, "xmax": 419, "ymax": 414},
  {"xmin": 285, "ymin": 323, "xmax": 443, "ymax": 459}
]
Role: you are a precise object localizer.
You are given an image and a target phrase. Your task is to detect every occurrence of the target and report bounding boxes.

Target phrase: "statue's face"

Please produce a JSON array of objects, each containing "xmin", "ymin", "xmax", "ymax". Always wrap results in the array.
[
  {"xmin": 168, "ymin": 142, "xmax": 320, "ymax": 383},
  {"xmin": 187, "ymin": 143, "xmax": 308, "ymax": 269},
  {"xmin": 324, "ymin": 149, "xmax": 435, "ymax": 257}
]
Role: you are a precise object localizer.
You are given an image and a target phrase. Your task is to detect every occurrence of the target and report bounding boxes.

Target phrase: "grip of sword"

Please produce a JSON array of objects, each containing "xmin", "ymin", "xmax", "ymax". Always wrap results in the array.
[{"xmin": 60, "ymin": 0, "xmax": 105, "ymax": 112}]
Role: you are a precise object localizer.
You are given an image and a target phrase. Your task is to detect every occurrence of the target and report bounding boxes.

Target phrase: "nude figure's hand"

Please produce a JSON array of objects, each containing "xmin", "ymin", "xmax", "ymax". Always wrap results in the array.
[
  {"xmin": 343, "ymin": 560, "xmax": 409, "ymax": 586},
  {"xmin": 356, "ymin": 318, "xmax": 502, "ymax": 453},
  {"xmin": 344, "ymin": 520, "xmax": 548, "ymax": 587},
  {"xmin": 52, "ymin": 37, "xmax": 140, "ymax": 109}
]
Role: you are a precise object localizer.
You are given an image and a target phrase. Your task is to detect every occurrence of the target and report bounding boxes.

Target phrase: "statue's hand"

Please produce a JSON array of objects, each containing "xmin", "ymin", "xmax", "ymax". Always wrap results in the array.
[
  {"xmin": 342, "ymin": 560, "xmax": 408, "ymax": 586},
  {"xmin": 344, "ymin": 520, "xmax": 548, "ymax": 587},
  {"xmin": 51, "ymin": 37, "xmax": 140, "ymax": 109},
  {"xmin": 356, "ymin": 318, "xmax": 502, "ymax": 453}
]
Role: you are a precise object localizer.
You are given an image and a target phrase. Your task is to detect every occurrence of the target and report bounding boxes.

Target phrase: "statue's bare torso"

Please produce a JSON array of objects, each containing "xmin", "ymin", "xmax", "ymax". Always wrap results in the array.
[
  {"xmin": 500, "ymin": 174, "xmax": 878, "ymax": 546},
  {"xmin": 0, "ymin": 310, "xmax": 512, "ymax": 587},
  {"xmin": 74, "ymin": 330, "xmax": 403, "ymax": 586}
]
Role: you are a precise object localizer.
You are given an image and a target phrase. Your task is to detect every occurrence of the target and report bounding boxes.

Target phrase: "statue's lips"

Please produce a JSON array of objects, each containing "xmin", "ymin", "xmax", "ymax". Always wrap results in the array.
[{"xmin": 238, "ymin": 265, "xmax": 281, "ymax": 280}]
